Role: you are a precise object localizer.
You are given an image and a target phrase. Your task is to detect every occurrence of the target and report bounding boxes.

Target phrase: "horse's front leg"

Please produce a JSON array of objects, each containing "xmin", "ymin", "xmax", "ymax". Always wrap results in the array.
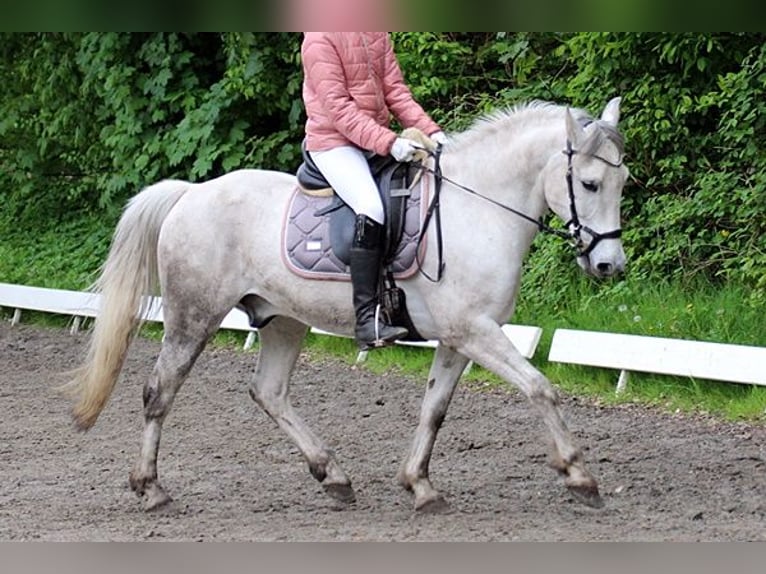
[
  {"xmin": 397, "ymin": 344, "xmax": 470, "ymax": 512},
  {"xmin": 248, "ymin": 316, "xmax": 355, "ymax": 505},
  {"xmin": 459, "ymin": 318, "xmax": 603, "ymax": 508}
]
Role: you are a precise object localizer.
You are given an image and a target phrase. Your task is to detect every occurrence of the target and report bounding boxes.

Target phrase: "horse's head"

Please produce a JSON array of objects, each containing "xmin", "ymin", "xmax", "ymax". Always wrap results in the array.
[{"xmin": 544, "ymin": 97, "xmax": 628, "ymax": 278}]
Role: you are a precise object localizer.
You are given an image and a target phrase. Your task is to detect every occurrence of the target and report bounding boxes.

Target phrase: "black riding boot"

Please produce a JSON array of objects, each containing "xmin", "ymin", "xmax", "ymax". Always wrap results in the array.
[{"xmin": 350, "ymin": 214, "xmax": 408, "ymax": 349}]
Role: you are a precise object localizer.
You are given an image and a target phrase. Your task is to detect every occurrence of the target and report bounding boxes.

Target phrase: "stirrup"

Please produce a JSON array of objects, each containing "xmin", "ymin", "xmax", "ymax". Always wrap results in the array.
[{"xmin": 356, "ymin": 305, "xmax": 408, "ymax": 350}]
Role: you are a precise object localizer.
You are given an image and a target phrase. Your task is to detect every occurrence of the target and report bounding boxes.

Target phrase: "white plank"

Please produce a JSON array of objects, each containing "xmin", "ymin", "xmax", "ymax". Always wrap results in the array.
[
  {"xmin": 0, "ymin": 282, "xmax": 100, "ymax": 318},
  {"xmin": 0, "ymin": 282, "xmax": 165, "ymax": 323},
  {"xmin": 548, "ymin": 328, "xmax": 766, "ymax": 387},
  {"xmin": 1, "ymin": 283, "xmax": 545, "ymax": 360},
  {"xmin": 220, "ymin": 308, "xmax": 254, "ymax": 331},
  {"xmin": 500, "ymin": 323, "xmax": 543, "ymax": 359},
  {"xmin": 0, "ymin": 282, "xmax": 257, "ymax": 350},
  {"xmin": 310, "ymin": 323, "xmax": 543, "ymax": 359}
]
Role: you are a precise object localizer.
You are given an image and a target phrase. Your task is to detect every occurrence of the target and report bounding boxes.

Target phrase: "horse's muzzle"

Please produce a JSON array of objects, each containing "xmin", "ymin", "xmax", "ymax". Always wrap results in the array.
[{"xmin": 578, "ymin": 252, "xmax": 626, "ymax": 278}]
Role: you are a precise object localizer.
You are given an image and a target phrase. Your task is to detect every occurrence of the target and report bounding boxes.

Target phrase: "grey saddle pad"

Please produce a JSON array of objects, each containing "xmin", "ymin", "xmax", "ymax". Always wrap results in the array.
[{"xmin": 282, "ymin": 179, "xmax": 428, "ymax": 281}]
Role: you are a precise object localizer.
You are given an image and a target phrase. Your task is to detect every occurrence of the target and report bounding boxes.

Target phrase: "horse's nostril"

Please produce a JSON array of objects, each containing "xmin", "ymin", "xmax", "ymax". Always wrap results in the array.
[{"xmin": 596, "ymin": 262, "xmax": 613, "ymax": 275}]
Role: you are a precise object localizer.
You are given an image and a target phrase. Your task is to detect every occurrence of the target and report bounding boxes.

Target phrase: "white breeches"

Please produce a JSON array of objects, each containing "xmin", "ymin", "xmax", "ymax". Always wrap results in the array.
[{"xmin": 309, "ymin": 146, "xmax": 384, "ymax": 224}]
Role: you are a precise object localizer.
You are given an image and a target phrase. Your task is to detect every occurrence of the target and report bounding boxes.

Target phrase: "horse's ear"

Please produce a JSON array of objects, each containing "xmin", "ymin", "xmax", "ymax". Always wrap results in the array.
[
  {"xmin": 600, "ymin": 97, "xmax": 622, "ymax": 126},
  {"xmin": 565, "ymin": 107, "xmax": 584, "ymax": 146}
]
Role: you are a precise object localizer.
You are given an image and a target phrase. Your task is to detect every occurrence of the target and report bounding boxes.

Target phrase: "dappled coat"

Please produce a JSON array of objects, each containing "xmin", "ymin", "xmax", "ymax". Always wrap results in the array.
[{"xmin": 301, "ymin": 32, "xmax": 440, "ymax": 156}]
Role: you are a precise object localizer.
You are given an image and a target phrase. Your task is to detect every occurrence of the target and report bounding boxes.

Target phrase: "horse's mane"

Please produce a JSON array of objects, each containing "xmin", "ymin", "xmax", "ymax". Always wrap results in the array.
[
  {"xmin": 452, "ymin": 100, "xmax": 623, "ymax": 156},
  {"xmin": 452, "ymin": 101, "xmax": 566, "ymax": 149}
]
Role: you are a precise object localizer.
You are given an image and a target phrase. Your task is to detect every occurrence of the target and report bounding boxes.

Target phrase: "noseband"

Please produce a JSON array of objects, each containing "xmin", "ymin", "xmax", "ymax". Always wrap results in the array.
[{"xmin": 563, "ymin": 138, "xmax": 623, "ymax": 258}]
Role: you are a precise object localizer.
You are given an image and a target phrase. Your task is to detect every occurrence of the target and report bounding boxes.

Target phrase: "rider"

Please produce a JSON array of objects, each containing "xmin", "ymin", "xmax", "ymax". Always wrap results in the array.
[{"xmin": 301, "ymin": 32, "xmax": 447, "ymax": 349}]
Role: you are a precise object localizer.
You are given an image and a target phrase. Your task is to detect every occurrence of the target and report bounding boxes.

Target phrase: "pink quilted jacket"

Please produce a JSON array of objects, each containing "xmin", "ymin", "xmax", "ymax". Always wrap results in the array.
[{"xmin": 301, "ymin": 32, "xmax": 441, "ymax": 156}]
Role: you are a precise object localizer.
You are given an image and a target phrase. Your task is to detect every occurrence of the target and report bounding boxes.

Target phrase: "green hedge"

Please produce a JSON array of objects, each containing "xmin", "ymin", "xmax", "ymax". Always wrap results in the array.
[{"xmin": 2, "ymin": 33, "xmax": 764, "ymax": 301}]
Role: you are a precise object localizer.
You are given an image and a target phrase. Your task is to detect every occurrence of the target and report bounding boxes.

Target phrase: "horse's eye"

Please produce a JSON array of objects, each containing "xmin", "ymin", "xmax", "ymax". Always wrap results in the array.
[{"xmin": 582, "ymin": 181, "xmax": 599, "ymax": 193}]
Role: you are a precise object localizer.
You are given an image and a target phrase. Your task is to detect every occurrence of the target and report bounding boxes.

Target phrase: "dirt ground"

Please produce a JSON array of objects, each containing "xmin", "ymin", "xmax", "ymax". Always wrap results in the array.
[{"xmin": 1, "ymin": 321, "xmax": 764, "ymax": 541}]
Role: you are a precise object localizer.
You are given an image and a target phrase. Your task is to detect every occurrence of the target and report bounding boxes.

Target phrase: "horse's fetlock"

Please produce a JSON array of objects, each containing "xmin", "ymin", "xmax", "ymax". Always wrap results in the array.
[
  {"xmin": 549, "ymin": 451, "xmax": 568, "ymax": 475},
  {"xmin": 549, "ymin": 447, "xmax": 584, "ymax": 476},
  {"xmin": 308, "ymin": 454, "xmax": 333, "ymax": 483},
  {"xmin": 129, "ymin": 472, "xmax": 149, "ymax": 495},
  {"xmin": 397, "ymin": 462, "xmax": 427, "ymax": 491},
  {"xmin": 308, "ymin": 462, "xmax": 326, "ymax": 482}
]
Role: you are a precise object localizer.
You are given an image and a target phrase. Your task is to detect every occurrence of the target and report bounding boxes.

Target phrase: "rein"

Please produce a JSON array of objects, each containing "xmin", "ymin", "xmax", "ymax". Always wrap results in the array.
[
  {"xmin": 414, "ymin": 148, "xmax": 446, "ymax": 282},
  {"xmin": 415, "ymin": 140, "xmax": 623, "ymax": 281}
]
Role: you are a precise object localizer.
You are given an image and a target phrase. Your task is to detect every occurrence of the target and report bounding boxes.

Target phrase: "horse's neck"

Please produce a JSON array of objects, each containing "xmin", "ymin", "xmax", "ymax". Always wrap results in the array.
[{"xmin": 440, "ymin": 123, "xmax": 560, "ymax": 222}]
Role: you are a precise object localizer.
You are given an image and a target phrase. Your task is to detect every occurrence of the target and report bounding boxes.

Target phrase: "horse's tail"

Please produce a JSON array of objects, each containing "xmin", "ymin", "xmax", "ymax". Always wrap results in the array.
[{"xmin": 61, "ymin": 179, "xmax": 190, "ymax": 431}]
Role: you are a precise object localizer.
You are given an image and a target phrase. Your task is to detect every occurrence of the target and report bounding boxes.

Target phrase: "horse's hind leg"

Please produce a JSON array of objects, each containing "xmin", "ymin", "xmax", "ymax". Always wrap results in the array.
[
  {"xmin": 397, "ymin": 344, "xmax": 470, "ymax": 512},
  {"xmin": 248, "ymin": 315, "xmax": 355, "ymax": 504},
  {"xmin": 128, "ymin": 313, "xmax": 222, "ymax": 511}
]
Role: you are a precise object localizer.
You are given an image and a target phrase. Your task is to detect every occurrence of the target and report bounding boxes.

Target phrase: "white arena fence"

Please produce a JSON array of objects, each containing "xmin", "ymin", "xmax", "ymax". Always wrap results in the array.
[
  {"xmin": 0, "ymin": 282, "xmax": 540, "ymax": 365},
  {"xmin": 2, "ymin": 282, "xmax": 765, "ymax": 392}
]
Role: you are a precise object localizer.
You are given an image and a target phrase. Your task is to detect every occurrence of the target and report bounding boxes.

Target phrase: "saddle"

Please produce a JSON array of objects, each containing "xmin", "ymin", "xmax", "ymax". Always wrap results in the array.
[
  {"xmin": 296, "ymin": 141, "xmax": 416, "ymax": 266},
  {"xmin": 292, "ymin": 140, "xmax": 428, "ymax": 340}
]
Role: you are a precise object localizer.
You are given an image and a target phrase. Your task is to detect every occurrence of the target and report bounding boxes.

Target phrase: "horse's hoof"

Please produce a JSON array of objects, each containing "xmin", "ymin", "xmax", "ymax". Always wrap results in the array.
[
  {"xmin": 143, "ymin": 483, "xmax": 173, "ymax": 511},
  {"xmin": 415, "ymin": 494, "xmax": 450, "ymax": 514},
  {"xmin": 567, "ymin": 482, "xmax": 604, "ymax": 509},
  {"xmin": 323, "ymin": 482, "xmax": 356, "ymax": 504}
]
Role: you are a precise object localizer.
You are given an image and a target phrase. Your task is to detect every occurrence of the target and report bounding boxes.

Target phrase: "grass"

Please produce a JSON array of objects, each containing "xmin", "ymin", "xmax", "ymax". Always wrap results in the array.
[{"xmin": 518, "ymin": 273, "xmax": 766, "ymax": 421}]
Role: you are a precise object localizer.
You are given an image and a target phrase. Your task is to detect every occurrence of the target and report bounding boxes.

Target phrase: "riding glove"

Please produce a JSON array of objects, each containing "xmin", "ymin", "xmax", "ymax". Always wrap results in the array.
[
  {"xmin": 430, "ymin": 131, "xmax": 448, "ymax": 146},
  {"xmin": 391, "ymin": 137, "xmax": 421, "ymax": 162}
]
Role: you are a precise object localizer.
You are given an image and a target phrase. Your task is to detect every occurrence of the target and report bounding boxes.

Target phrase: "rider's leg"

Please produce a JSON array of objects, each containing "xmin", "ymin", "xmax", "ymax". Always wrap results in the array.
[
  {"xmin": 309, "ymin": 146, "xmax": 385, "ymax": 223},
  {"xmin": 348, "ymin": 213, "xmax": 407, "ymax": 347},
  {"xmin": 309, "ymin": 146, "xmax": 408, "ymax": 348}
]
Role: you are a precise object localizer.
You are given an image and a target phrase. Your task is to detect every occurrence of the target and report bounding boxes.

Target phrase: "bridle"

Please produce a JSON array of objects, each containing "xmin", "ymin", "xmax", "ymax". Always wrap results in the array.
[
  {"xmin": 416, "ymin": 136, "xmax": 624, "ymax": 281},
  {"xmin": 562, "ymin": 138, "xmax": 623, "ymax": 258}
]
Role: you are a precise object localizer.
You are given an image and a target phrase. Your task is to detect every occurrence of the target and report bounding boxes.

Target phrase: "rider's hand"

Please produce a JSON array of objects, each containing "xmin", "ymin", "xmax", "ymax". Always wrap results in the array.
[
  {"xmin": 391, "ymin": 137, "xmax": 421, "ymax": 162},
  {"xmin": 430, "ymin": 131, "xmax": 448, "ymax": 146}
]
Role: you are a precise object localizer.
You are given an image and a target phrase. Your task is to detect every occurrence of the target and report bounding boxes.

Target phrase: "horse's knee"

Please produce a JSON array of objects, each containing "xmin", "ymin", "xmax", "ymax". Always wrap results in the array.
[
  {"xmin": 248, "ymin": 383, "xmax": 289, "ymax": 427},
  {"xmin": 248, "ymin": 379, "xmax": 286, "ymax": 410},
  {"xmin": 248, "ymin": 383, "xmax": 269, "ymax": 410},
  {"xmin": 527, "ymin": 375, "xmax": 561, "ymax": 407},
  {"xmin": 247, "ymin": 382, "xmax": 266, "ymax": 401}
]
